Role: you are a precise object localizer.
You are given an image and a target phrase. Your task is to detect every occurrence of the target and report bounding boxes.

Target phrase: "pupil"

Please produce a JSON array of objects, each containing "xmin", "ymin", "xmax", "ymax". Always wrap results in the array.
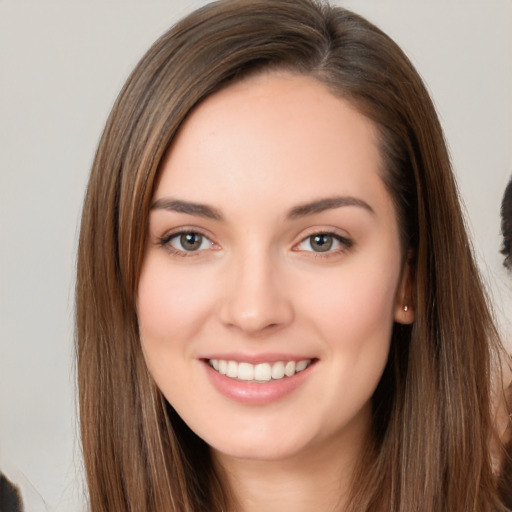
[
  {"xmin": 312, "ymin": 234, "xmax": 332, "ymax": 252},
  {"xmin": 181, "ymin": 233, "xmax": 202, "ymax": 251}
]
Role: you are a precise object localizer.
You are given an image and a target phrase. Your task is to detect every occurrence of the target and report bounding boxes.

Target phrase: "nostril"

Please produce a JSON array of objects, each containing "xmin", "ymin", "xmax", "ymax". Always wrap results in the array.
[{"xmin": 217, "ymin": 272, "xmax": 295, "ymax": 334}]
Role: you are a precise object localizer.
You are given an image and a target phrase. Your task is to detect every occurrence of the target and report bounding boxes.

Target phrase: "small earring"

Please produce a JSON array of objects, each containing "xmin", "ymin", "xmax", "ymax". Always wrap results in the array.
[{"xmin": 403, "ymin": 305, "xmax": 408, "ymax": 312}]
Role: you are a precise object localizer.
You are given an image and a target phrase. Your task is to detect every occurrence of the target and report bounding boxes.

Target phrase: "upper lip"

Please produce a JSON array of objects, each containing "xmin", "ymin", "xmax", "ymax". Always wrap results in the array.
[{"xmin": 200, "ymin": 353, "xmax": 316, "ymax": 364}]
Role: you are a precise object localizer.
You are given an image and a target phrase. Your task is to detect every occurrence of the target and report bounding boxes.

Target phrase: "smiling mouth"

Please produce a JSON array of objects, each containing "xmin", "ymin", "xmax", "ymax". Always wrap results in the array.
[{"xmin": 207, "ymin": 358, "xmax": 313, "ymax": 382}]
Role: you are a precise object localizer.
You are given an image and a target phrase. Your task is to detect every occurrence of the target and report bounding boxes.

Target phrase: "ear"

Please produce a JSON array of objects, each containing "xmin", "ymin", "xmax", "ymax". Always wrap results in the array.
[{"xmin": 394, "ymin": 256, "xmax": 415, "ymax": 325}]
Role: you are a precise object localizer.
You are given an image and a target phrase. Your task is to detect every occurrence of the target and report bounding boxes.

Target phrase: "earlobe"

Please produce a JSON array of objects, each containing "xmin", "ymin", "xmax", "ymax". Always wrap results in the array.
[
  {"xmin": 394, "ymin": 259, "xmax": 415, "ymax": 325},
  {"xmin": 394, "ymin": 302, "xmax": 415, "ymax": 325}
]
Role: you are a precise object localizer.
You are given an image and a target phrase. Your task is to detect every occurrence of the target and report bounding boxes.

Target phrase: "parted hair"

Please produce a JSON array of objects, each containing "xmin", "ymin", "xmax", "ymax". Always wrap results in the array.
[{"xmin": 76, "ymin": 1, "xmax": 508, "ymax": 511}]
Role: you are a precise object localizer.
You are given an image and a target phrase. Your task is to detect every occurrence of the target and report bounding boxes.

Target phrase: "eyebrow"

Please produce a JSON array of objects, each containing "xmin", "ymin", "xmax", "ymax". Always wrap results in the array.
[
  {"xmin": 150, "ymin": 195, "xmax": 374, "ymax": 221},
  {"xmin": 151, "ymin": 198, "xmax": 223, "ymax": 220},
  {"xmin": 287, "ymin": 196, "xmax": 375, "ymax": 219}
]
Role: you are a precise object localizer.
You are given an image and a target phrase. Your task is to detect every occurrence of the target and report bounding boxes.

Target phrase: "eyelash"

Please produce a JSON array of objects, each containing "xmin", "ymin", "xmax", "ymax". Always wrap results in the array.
[
  {"xmin": 157, "ymin": 230, "xmax": 216, "ymax": 258},
  {"xmin": 294, "ymin": 231, "xmax": 353, "ymax": 258},
  {"xmin": 157, "ymin": 230, "xmax": 353, "ymax": 258}
]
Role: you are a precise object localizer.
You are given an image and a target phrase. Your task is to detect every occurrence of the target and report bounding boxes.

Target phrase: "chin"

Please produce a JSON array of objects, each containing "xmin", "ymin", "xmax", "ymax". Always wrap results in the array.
[
  {"xmin": 212, "ymin": 438, "xmax": 307, "ymax": 462},
  {"xmin": 197, "ymin": 420, "xmax": 321, "ymax": 463}
]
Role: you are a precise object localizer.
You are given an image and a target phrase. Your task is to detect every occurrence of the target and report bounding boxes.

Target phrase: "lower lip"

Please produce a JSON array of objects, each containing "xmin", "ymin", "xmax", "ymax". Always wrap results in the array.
[{"xmin": 202, "ymin": 360, "xmax": 316, "ymax": 405}]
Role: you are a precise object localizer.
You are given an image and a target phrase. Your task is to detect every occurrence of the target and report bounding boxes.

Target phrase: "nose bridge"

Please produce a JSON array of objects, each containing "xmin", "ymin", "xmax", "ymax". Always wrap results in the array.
[{"xmin": 219, "ymin": 240, "xmax": 293, "ymax": 334}]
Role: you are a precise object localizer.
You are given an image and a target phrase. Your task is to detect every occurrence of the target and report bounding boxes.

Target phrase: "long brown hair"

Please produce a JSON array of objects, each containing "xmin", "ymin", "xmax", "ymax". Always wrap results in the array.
[{"xmin": 76, "ymin": 1, "xmax": 507, "ymax": 510}]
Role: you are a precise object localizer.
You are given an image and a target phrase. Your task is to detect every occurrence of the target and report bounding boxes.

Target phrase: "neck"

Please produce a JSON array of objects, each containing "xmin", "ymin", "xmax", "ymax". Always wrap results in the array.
[{"xmin": 212, "ymin": 411, "xmax": 372, "ymax": 512}]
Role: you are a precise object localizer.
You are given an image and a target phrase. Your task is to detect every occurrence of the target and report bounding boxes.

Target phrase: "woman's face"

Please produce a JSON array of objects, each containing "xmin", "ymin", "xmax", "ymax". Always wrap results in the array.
[{"xmin": 138, "ymin": 72, "xmax": 413, "ymax": 463}]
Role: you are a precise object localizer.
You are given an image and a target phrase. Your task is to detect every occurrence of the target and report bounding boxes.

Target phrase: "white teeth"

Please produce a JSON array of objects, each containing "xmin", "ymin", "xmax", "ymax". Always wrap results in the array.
[
  {"xmin": 209, "ymin": 358, "xmax": 311, "ymax": 382},
  {"xmin": 284, "ymin": 361, "xmax": 296, "ymax": 377},
  {"xmin": 254, "ymin": 363, "xmax": 272, "ymax": 381},
  {"xmin": 271, "ymin": 361, "xmax": 285, "ymax": 379},
  {"xmin": 237, "ymin": 362, "xmax": 254, "ymax": 381},
  {"xmin": 296, "ymin": 360, "xmax": 308, "ymax": 372},
  {"xmin": 226, "ymin": 360, "xmax": 238, "ymax": 378}
]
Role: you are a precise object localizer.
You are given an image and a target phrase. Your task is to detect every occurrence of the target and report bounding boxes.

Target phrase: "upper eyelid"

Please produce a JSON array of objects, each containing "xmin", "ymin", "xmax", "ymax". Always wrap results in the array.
[
  {"xmin": 292, "ymin": 230, "xmax": 353, "ymax": 253},
  {"xmin": 297, "ymin": 233, "xmax": 351, "ymax": 245},
  {"xmin": 167, "ymin": 231, "xmax": 211, "ymax": 243},
  {"xmin": 158, "ymin": 226, "xmax": 216, "ymax": 242},
  {"xmin": 294, "ymin": 227, "xmax": 352, "ymax": 243},
  {"xmin": 157, "ymin": 230, "xmax": 218, "ymax": 258}
]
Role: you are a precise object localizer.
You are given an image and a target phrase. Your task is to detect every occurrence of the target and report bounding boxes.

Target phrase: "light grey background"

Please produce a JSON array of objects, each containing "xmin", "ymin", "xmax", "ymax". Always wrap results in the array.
[{"xmin": 1, "ymin": 1, "xmax": 511, "ymax": 511}]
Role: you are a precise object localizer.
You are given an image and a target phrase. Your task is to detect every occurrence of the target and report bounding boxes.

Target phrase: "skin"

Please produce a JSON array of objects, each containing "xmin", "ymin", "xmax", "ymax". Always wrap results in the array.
[{"xmin": 137, "ymin": 72, "xmax": 414, "ymax": 512}]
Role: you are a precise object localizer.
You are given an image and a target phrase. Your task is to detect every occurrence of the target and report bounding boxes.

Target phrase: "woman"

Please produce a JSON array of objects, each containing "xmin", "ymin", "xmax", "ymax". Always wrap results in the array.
[{"xmin": 75, "ymin": 0, "xmax": 508, "ymax": 510}]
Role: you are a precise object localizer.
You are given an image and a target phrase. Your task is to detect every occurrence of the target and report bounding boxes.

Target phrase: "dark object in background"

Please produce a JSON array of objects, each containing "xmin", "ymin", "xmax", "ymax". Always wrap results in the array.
[
  {"xmin": 0, "ymin": 472, "xmax": 23, "ymax": 512},
  {"xmin": 500, "ymin": 177, "xmax": 512, "ymax": 507},
  {"xmin": 501, "ymin": 177, "xmax": 512, "ymax": 270}
]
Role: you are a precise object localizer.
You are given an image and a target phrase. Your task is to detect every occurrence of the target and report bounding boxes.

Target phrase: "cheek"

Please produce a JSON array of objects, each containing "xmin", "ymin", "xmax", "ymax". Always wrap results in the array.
[
  {"xmin": 137, "ymin": 257, "xmax": 217, "ymax": 351},
  {"xmin": 295, "ymin": 252, "xmax": 401, "ymax": 402},
  {"xmin": 297, "ymin": 262, "xmax": 398, "ymax": 420},
  {"xmin": 301, "ymin": 263, "xmax": 399, "ymax": 343}
]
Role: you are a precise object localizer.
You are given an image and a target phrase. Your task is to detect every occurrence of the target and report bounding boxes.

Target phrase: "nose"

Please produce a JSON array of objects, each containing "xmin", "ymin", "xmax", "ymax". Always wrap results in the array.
[{"xmin": 218, "ymin": 249, "xmax": 294, "ymax": 336}]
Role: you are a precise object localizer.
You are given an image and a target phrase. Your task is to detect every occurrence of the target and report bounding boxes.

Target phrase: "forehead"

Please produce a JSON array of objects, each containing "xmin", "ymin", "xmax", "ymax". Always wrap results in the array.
[{"xmin": 155, "ymin": 72, "xmax": 389, "ymax": 218}]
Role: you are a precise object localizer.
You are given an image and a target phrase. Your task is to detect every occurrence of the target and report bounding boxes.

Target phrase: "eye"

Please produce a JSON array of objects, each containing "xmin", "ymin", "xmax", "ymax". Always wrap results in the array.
[
  {"xmin": 295, "ymin": 232, "xmax": 352, "ymax": 253},
  {"xmin": 161, "ymin": 231, "xmax": 214, "ymax": 253}
]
